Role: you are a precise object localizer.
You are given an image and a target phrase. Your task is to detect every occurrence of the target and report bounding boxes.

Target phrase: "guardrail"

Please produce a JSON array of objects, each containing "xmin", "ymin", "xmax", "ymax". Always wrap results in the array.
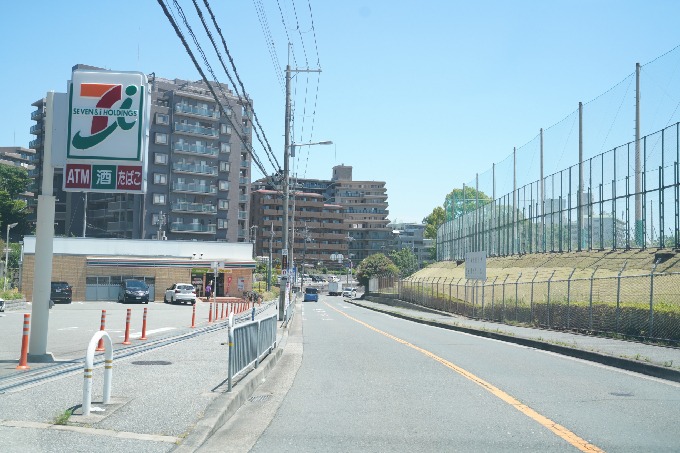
[{"xmin": 227, "ymin": 313, "xmax": 277, "ymax": 391}]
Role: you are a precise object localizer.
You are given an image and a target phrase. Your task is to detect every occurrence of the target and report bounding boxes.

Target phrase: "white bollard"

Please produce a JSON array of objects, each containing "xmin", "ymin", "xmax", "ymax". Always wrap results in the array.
[{"xmin": 83, "ymin": 331, "xmax": 113, "ymax": 416}]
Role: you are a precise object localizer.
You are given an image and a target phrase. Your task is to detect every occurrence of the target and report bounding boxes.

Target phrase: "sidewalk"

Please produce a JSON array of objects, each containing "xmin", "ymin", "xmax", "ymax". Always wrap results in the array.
[
  {"xmin": 357, "ymin": 295, "xmax": 680, "ymax": 378},
  {"xmin": 0, "ymin": 303, "xmax": 282, "ymax": 453}
]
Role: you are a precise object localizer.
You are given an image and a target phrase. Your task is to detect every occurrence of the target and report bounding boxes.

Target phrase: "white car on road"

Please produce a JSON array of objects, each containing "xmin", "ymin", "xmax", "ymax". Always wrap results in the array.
[{"xmin": 165, "ymin": 283, "xmax": 196, "ymax": 305}]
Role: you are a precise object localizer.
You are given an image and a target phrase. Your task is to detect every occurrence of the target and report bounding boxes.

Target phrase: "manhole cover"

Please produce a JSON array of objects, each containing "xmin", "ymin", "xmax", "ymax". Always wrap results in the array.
[
  {"xmin": 248, "ymin": 395, "xmax": 272, "ymax": 403},
  {"xmin": 131, "ymin": 361, "xmax": 172, "ymax": 366},
  {"xmin": 610, "ymin": 392, "xmax": 634, "ymax": 397}
]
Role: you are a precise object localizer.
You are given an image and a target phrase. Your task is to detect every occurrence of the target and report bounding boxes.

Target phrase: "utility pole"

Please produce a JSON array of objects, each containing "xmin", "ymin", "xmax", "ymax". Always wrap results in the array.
[
  {"xmin": 280, "ymin": 43, "xmax": 321, "ymax": 320},
  {"xmin": 513, "ymin": 147, "xmax": 517, "ymax": 254},
  {"xmin": 156, "ymin": 211, "xmax": 166, "ymax": 240},
  {"xmin": 635, "ymin": 62, "xmax": 642, "ymax": 245},
  {"xmin": 268, "ymin": 222, "xmax": 273, "ymax": 291}
]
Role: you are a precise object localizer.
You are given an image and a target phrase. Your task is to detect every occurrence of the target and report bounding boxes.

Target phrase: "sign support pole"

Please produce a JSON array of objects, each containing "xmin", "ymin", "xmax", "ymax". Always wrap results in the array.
[{"xmin": 29, "ymin": 91, "xmax": 56, "ymax": 359}]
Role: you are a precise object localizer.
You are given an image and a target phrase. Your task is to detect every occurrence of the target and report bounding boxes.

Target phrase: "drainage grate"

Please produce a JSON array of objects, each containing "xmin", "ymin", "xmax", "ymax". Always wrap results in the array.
[
  {"xmin": 131, "ymin": 361, "xmax": 172, "ymax": 366},
  {"xmin": 248, "ymin": 395, "xmax": 272, "ymax": 403},
  {"xmin": 610, "ymin": 392, "xmax": 634, "ymax": 397}
]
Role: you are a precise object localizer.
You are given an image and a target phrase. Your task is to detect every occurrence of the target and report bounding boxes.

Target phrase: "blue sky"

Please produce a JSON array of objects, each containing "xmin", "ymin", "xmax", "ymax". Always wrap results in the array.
[{"xmin": 3, "ymin": 1, "xmax": 680, "ymax": 223}]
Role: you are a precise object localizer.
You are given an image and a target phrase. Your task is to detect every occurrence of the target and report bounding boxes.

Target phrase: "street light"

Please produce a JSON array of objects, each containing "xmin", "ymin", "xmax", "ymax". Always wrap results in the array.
[{"xmin": 4, "ymin": 222, "xmax": 18, "ymax": 291}]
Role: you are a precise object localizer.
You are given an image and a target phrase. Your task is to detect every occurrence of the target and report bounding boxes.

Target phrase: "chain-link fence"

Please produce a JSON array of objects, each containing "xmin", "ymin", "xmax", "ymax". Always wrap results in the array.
[
  {"xmin": 370, "ymin": 272, "xmax": 680, "ymax": 343},
  {"xmin": 438, "ymin": 46, "xmax": 680, "ymax": 261}
]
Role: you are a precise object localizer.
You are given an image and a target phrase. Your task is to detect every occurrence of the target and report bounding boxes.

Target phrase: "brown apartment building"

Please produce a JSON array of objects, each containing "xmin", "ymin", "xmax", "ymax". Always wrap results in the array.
[
  {"xmin": 250, "ymin": 189, "xmax": 349, "ymax": 269},
  {"xmin": 253, "ymin": 165, "xmax": 390, "ymax": 266}
]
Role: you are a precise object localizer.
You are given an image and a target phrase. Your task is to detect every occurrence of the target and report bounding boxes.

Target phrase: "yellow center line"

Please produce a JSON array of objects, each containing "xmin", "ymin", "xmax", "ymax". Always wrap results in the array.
[{"xmin": 324, "ymin": 301, "xmax": 604, "ymax": 453}]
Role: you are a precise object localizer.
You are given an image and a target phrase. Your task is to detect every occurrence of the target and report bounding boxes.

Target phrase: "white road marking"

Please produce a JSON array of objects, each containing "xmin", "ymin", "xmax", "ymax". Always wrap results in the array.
[
  {"xmin": 125, "ymin": 327, "xmax": 176, "ymax": 339},
  {"xmin": 58, "ymin": 327, "xmax": 79, "ymax": 330}
]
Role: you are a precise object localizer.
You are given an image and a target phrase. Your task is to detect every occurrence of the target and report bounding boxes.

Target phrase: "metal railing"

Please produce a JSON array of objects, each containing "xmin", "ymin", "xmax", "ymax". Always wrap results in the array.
[
  {"xmin": 371, "ymin": 269, "xmax": 680, "ymax": 343},
  {"xmin": 171, "ymin": 162, "xmax": 218, "ymax": 175},
  {"xmin": 174, "ymin": 103, "xmax": 220, "ymax": 119},
  {"xmin": 227, "ymin": 313, "xmax": 277, "ymax": 391},
  {"xmin": 172, "ymin": 142, "xmax": 219, "ymax": 157},
  {"xmin": 171, "ymin": 202, "xmax": 216, "ymax": 213},
  {"xmin": 170, "ymin": 222, "xmax": 216, "ymax": 233},
  {"xmin": 173, "ymin": 122, "xmax": 219, "ymax": 138},
  {"xmin": 171, "ymin": 182, "xmax": 218, "ymax": 194}
]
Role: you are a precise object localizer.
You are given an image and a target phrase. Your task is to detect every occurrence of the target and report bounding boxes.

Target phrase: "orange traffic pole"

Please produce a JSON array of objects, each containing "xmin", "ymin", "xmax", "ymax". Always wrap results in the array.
[
  {"xmin": 122, "ymin": 309, "xmax": 132, "ymax": 345},
  {"xmin": 16, "ymin": 314, "xmax": 30, "ymax": 370},
  {"xmin": 221, "ymin": 301, "xmax": 225, "ymax": 320},
  {"xmin": 140, "ymin": 307, "xmax": 148, "ymax": 340},
  {"xmin": 208, "ymin": 302, "xmax": 213, "ymax": 323},
  {"xmin": 191, "ymin": 303, "xmax": 196, "ymax": 328},
  {"xmin": 96, "ymin": 310, "xmax": 106, "ymax": 351}
]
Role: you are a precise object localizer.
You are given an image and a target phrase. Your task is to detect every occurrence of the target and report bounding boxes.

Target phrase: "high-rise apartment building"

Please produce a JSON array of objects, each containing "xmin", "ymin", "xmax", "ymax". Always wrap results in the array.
[
  {"xmin": 253, "ymin": 165, "xmax": 390, "ymax": 265},
  {"xmin": 389, "ymin": 222, "xmax": 434, "ymax": 268},
  {"xmin": 28, "ymin": 64, "xmax": 252, "ymax": 241},
  {"xmin": 250, "ymin": 189, "xmax": 348, "ymax": 268}
]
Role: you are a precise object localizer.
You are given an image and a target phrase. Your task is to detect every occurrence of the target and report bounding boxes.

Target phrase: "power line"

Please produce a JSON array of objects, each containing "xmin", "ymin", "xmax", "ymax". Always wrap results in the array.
[
  {"xmin": 290, "ymin": 0, "xmax": 308, "ymax": 66},
  {"xmin": 192, "ymin": 0, "xmax": 282, "ymax": 172},
  {"xmin": 252, "ymin": 0, "xmax": 285, "ymax": 90},
  {"xmin": 306, "ymin": 0, "xmax": 320, "ymax": 66},
  {"xmin": 157, "ymin": 0, "xmax": 278, "ymax": 191},
  {"xmin": 276, "ymin": 0, "xmax": 297, "ymax": 67}
]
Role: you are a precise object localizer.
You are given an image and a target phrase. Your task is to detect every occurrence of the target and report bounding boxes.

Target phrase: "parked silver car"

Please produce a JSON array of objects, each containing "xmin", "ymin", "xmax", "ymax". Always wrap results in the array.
[{"xmin": 164, "ymin": 283, "xmax": 196, "ymax": 305}]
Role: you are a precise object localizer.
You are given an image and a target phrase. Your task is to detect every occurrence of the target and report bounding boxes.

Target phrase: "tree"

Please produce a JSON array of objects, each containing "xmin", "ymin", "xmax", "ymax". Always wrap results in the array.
[
  {"xmin": 0, "ymin": 191, "xmax": 29, "ymax": 237},
  {"xmin": 355, "ymin": 253, "xmax": 399, "ymax": 288},
  {"xmin": 0, "ymin": 166, "xmax": 32, "ymax": 199},
  {"xmin": 388, "ymin": 247, "xmax": 416, "ymax": 275}
]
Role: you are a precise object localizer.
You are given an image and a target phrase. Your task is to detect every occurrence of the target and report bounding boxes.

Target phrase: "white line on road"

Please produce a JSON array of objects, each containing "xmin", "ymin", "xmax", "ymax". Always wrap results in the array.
[
  {"xmin": 0, "ymin": 420, "xmax": 179, "ymax": 443},
  {"xmin": 57, "ymin": 327, "xmax": 79, "ymax": 330},
  {"xmin": 124, "ymin": 327, "xmax": 176, "ymax": 339}
]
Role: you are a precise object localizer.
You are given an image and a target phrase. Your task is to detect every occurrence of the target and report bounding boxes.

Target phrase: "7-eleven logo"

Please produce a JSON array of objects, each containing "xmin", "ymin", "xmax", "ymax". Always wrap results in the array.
[{"xmin": 70, "ymin": 83, "xmax": 139, "ymax": 150}]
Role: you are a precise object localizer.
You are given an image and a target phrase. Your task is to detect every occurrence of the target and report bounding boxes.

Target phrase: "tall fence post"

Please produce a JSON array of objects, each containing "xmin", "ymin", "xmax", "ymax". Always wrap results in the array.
[
  {"xmin": 649, "ymin": 259, "xmax": 661, "ymax": 338},
  {"xmin": 456, "ymin": 277, "xmax": 462, "ymax": 313},
  {"xmin": 547, "ymin": 270, "xmax": 556, "ymax": 327},
  {"xmin": 616, "ymin": 262, "xmax": 627, "ymax": 334},
  {"xmin": 530, "ymin": 270, "xmax": 538, "ymax": 323},
  {"xmin": 448, "ymin": 279, "xmax": 452, "ymax": 312},
  {"xmin": 502, "ymin": 274, "xmax": 509, "ymax": 321},
  {"xmin": 566, "ymin": 268, "xmax": 576, "ymax": 329},
  {"xmin": 481, "ymin": 277, "xmax": 487, "ymax": 319},
  {"xmin": 515, "ymin": 273, "xmax": 522, "ymax": 321},
  {"xmin": 491, "ymin": 276, "xmax": 498, "ymax": 320},
  {"xmin": 588, "ymin": 266, "xmax": 600, "ymax": 331}
]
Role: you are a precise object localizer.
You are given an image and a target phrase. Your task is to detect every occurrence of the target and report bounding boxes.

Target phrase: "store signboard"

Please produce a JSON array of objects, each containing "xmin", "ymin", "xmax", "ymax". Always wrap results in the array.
[{"xmin": 63, "ymin": 69, "xmax": 150, "ymax": 193}]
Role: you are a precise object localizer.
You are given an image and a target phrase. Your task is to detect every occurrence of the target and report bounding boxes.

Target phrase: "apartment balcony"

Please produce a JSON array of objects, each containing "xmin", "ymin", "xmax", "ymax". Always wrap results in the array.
[
  {"xmin": 240, "ymin": 161, "xmax": 250, "ymax": 168},
  {"xmin": 238, "ymin": 229, "xmax": 248, "ymax": 237},
  {"xmin": 170, "ymin": 222, "xmax": 216, "ymax": 234},
  {"xmin": 239, "ymin": 177, "xmax": 249, "ymax": 185},
  {"xmin": 29, "ymin": 138, "xmax": 41, "ymax": 149},
  {"xmin": 241, "ymin": 126, "xmax": 252, "ymax": 135},
  {"xmin": 171, "ymin": 162, "xmax": 218, "ymax": 176},
  {"xmin": 89, "ymin": 209, "xmax": 114, "ymax": 219},
  {"xmin": 30, "ymin": 109, "xmax": 42, "ymax": 120},
  {"xmin": 173, "ymin": 122, "xmax": 218, "ymax": 139},
  {"xmin": 171, "ymin": 182, "xmax": 218, "ymax": 195},
  {"xmin": 239, "ymin": 194, "xmax": 248, "ymax": 202},
  {"xmin": 242, "ymin": 110, "xmax": 253, "ymax": 120},
  {"xmin": 238, "ymin": 211, "xmax": 248, "ymax": 219},
  {"xmin": 107, "ymin": 221, "xmax": 133, "ymax": 232},
  {"xmin": 172, "ymin": 142, "xmax": 219, "ymax": 157},
  {"xmin": 30, "ymin": 124, "xmax": 42, "ymax": 135},
  {"xmin": 174, "ymin": 103, "xmax": 219, "ymax": 120},
  {"xmin": 171, "ymin": 202, "xmax": 217, "ymax": 215}
]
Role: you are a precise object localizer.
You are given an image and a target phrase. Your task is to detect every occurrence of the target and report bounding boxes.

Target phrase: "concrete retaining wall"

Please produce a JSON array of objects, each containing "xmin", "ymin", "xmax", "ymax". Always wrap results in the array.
[{"xmin": 1, "ymin": 298, "xmax": 26, "ymax": 311}]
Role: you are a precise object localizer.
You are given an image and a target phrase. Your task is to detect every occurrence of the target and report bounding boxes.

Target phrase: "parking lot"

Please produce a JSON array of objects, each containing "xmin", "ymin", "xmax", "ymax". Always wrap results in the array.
[{"xmin": 0, "ymin": 300, "xmax": 233, "ymax": 377}]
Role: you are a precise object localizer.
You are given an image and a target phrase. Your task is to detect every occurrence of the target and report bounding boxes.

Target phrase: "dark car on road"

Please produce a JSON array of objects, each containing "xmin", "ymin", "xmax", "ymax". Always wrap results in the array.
[
  {"xmin": 118, "ymin": 279, "xmax": 150, "ymax": 304},
  {"xmin": 50, "ymin": 282, "xmax": 72, "ymax": 304}
]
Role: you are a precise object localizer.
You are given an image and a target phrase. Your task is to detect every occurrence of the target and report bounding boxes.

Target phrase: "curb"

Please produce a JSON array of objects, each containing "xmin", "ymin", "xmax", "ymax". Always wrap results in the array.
[
  {"xmin": 172, "ymin": 347, "xmax": 284, "ymax": 452},
  {"xmin": 346, "ymin": 298, "xmax": 680, "ymax": 384}
]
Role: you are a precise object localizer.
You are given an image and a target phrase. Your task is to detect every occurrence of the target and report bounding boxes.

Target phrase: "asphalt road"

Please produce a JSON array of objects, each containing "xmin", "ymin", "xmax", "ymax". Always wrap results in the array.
[{"xmin": 248, "ymin": 294, "xmax": 680, "ymax": 452}]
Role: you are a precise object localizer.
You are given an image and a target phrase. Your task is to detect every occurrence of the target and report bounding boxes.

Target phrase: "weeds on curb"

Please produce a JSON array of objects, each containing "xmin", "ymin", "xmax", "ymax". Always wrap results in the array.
[{"xmin": 52, "ymin": 409, "xmax": 72, "ymax": 425}]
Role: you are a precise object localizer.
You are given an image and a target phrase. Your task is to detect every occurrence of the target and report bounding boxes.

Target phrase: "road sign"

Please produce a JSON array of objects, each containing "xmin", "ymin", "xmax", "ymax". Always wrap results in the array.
[{"xmin": 465, "ymin": 251, "xmax": 487, "ymax": 280}]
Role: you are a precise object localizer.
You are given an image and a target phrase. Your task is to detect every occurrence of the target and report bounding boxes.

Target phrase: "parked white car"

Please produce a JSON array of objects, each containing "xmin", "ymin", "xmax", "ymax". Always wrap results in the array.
[
  {"xmin": 164, "ymin": 283, "xmax": 196, "ymax": 305},
  {"xmin": 342, "ymin": 288, "xmax": 356, "ymax": 298}
]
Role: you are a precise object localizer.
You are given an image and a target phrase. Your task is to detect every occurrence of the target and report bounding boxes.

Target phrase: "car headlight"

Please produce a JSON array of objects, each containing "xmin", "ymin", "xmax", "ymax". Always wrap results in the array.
[{"xmin": 125, "ymin": 290, "xmax": 133, "ymax": 294}]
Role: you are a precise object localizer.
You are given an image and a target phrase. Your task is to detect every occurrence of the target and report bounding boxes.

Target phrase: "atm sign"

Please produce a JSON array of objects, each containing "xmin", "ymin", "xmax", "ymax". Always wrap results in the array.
[{"xmin": 64, "ymin": 163, "xmax": 144, "ymax": 193}]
